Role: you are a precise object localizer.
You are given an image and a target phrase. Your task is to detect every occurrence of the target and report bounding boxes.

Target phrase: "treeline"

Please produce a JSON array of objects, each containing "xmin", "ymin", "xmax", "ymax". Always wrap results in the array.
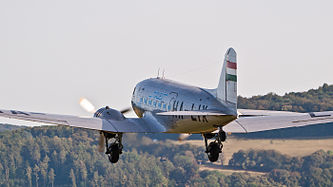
[
  {"xmin": 0, "ymin": 124, "xmax": 23, "ymax": 132},
  {"xmin": 234, "ymin": 83, "xmax": 333, "ymax": 139},
  {"xmin": 238, "ymin": 83, "xmax": 333, "ymax": 112},
  {"xmin": 0, "ymin": 125, "xmax": 333, "ymax": 186}
]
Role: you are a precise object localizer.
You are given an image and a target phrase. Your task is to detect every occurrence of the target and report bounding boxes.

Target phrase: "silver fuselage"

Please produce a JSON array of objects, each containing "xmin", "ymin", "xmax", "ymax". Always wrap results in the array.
[{"xmin": 131, "ymin": 78, "xmax": 237, "ymax": 133}]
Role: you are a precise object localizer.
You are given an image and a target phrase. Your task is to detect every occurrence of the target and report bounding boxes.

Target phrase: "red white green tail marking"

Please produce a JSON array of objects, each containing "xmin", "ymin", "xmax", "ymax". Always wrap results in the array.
[{"xmin": 226, "ymin": 61, "xmax": 237, "ymax": 82}]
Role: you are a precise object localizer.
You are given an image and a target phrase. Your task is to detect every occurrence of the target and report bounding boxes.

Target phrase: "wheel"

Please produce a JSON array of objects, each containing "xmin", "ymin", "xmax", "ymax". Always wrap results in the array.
[
  {"xmin": 207, "ymin": 142, "xmax": 221, "ymax": 162},
  {"xmin": 108, "ymin": 144, "xmax": 120, "ymax": 163},
  {"xmin": 219, "ymin": 131, "xmax": 226, "ymax": 142}
]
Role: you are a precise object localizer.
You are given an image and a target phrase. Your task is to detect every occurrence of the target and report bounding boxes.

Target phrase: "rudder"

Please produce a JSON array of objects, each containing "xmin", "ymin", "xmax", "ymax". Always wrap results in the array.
[{"xmin": 216, "ymin": 48, "xmax": 237, "ymax": 113}]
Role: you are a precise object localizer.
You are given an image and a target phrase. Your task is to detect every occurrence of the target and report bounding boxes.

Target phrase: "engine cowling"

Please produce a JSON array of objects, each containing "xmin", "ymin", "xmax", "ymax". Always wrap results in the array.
[{"xmin": 94, "ymin": 106, "xmax": 125, "ymax": 121}]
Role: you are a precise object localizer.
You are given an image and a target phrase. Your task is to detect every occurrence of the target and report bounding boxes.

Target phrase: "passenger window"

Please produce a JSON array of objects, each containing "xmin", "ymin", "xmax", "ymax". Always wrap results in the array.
[{"xmin": 172, "ymin": 100, "xmax": 176, "ymax": 111}]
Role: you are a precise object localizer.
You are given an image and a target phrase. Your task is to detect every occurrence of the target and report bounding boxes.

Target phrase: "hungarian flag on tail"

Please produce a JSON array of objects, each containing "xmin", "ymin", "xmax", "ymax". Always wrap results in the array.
[{"xmin": 226, "ymin": 61, "xmax": 237, "ymax": 82}]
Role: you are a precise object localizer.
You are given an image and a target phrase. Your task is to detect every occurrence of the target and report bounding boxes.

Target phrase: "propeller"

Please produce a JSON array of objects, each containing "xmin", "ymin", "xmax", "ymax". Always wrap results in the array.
[
  {"xmin": 120, "ymin": 108, "xmax": 132, "ymax": 114},
  {"xmin": 79, "ymin": 97, "xmax": 132, "ymax": 114},
  {"xmin": 79, "ymin": 98, "xmax": 96, "ymax": 113},
  {"xmin": 98, "ymin": 132, "xmax": 105, "ymax": 152},
  {"xmin": 178, "ymin": 133, "xmax": 191, "ymax": 141}
]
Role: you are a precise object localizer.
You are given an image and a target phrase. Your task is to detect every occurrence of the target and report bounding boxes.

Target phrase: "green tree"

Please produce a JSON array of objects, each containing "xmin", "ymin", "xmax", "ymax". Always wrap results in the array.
[
  {"xmin": 79, "ymin": 161, "xmax": 87, "ymax": 186},
  {"xmin": 40, "ymin": 155, "xmax": 49, "ymax": 186},
  {"xmin": 48, "ymin": 168, "xmax": 55, "ymax": 187},
  {"xmin": 69, "ymin": 169, "xmax": 77, "ymax": 187},
  {"xmin": 33, "ymin": 164, "xmax": 40, "ymax": 187},
  {"xmin": 93, "ymin": 171, "xmax": 99, "ymax": 187},
  {"xmin": 26, "ymin": 166, "xmax": 32, "ymax": 187},
  {"xmin": 5, "ymin": 167, "xmax": 9, "ymax": 187}
]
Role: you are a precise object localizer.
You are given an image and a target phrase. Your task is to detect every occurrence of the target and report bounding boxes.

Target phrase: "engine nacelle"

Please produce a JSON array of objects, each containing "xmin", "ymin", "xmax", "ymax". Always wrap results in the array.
[{"xmin": 94, "ymin": 106, "xmax": 125, "ymax": 121}]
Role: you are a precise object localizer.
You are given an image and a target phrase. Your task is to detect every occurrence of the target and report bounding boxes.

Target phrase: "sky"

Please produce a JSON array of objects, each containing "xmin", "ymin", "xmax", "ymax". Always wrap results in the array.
[{"xmin": 0, "ymin": 0, "xmax": 332, "ymax": 125}]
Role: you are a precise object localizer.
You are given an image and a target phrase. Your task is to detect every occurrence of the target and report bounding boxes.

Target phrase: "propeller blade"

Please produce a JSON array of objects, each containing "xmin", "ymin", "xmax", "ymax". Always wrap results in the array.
[
  {"xmin": 178, "ymin": 133, "xmax": 191, "ymax": 141},
  {"xmin": 79, "ymin": 98, "xmax": 96, "ymax": 113},
  {"xmin": 120, "ymin": 107, "xmax": 132, "ymax": 114},
  {"xmin": 98, "ymin": 132, "xmax": 105, "ymax": 153}
]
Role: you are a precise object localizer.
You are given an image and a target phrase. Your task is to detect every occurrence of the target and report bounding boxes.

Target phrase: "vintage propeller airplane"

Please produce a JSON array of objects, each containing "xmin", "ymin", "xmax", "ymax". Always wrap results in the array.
[{"xmin": 1, "ymin": 48, "xmax": 332, "ymax": 163}]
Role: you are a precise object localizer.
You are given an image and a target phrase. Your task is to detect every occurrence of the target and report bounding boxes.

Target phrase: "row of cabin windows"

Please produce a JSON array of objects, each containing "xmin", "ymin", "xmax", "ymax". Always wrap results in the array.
[
  {"xmin": 140, "ymin": 97, "xmax": 179, "ymax": 111},
  {"xmin": 139, "ymin": 97, "xmax": 208, "ymax": 111},
  {"xmin": 140, "ymin": 97, "xmax": 169, "ymax": 110}
]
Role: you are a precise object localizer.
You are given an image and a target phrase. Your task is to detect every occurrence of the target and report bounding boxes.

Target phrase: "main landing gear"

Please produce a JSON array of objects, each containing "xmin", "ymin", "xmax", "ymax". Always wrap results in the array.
[
  {"xmin": 103, "ymin": 133, "xmax": 123, "ymax": 163},
  {"xmin": 203, "ymin": 127, "xmax": 226, "ymax": 162}
]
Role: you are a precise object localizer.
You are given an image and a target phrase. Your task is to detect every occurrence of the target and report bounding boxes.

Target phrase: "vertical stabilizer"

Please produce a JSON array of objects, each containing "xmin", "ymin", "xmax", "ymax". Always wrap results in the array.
[{"xmin": 216, "ymin": 48, "xmax": 237, "ymax": 112}]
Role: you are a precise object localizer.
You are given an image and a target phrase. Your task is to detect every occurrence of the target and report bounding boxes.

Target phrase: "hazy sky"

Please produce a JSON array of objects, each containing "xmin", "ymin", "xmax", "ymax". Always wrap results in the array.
[{"xmin": 0, "ymin": 0, "xmax": 332, "ymax": 123}]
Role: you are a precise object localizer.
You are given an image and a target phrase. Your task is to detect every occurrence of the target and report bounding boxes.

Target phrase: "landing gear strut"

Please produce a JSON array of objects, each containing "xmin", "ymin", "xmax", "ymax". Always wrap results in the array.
[
  {"xmin": 203, "ymin": 127, "xmax": 226, "ymax": 162},
  {"xmin": 104, "ymin": 133, "xmax": 123, "ymax": 163}
]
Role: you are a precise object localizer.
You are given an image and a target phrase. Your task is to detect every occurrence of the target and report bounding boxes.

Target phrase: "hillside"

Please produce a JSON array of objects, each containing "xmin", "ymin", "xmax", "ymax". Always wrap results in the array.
[
  {"xmin": 234, "ymin": 84, "xmax": 333, "ymax": 139},
  {"xmin": 0, "ymin": 125, "xmax": 332, "ymax": 186},
  {"xmin": 238, "ymin": 83, "xmax": 333, "ymax": 112}
]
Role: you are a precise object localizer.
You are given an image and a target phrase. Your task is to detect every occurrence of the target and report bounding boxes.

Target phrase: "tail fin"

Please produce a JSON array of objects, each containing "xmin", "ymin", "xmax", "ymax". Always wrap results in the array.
[{"xmin": 216, "ymin": 48, "xmax": 237, "ymax": 112}]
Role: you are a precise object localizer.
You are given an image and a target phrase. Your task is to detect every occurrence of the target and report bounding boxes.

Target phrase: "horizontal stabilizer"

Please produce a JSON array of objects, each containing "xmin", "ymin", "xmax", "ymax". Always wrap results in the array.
[
  {"xmin": 224, "ymin": 111, "xmax": 333, "ymax": 133},
  {"xmin": 238, "ymin": 109, "xmax": 303, "ymax": 117}
]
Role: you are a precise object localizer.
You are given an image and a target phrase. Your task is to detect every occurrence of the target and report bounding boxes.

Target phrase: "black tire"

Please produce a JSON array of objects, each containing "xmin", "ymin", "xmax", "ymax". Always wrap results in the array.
[
  {"xmin": 219, "ymin": 131, "xmax": 226, "ymax": 142},
  {"xmin": 207, "ymin": 142, "xmax": 220, "ymax": 162},
  {"xmin": 108, "ymin": 144, "xmax": 120, "ymax": 163}
]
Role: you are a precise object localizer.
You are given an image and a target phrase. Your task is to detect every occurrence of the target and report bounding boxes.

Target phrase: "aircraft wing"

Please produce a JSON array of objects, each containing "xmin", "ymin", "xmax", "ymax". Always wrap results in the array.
[
  {"xmin": 224, "ymin": 111, "xmax": 333, "ymax": 133},
  {"xmin": 0, "ymin": 109, "xmax": 165, "ymax": 133}
]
